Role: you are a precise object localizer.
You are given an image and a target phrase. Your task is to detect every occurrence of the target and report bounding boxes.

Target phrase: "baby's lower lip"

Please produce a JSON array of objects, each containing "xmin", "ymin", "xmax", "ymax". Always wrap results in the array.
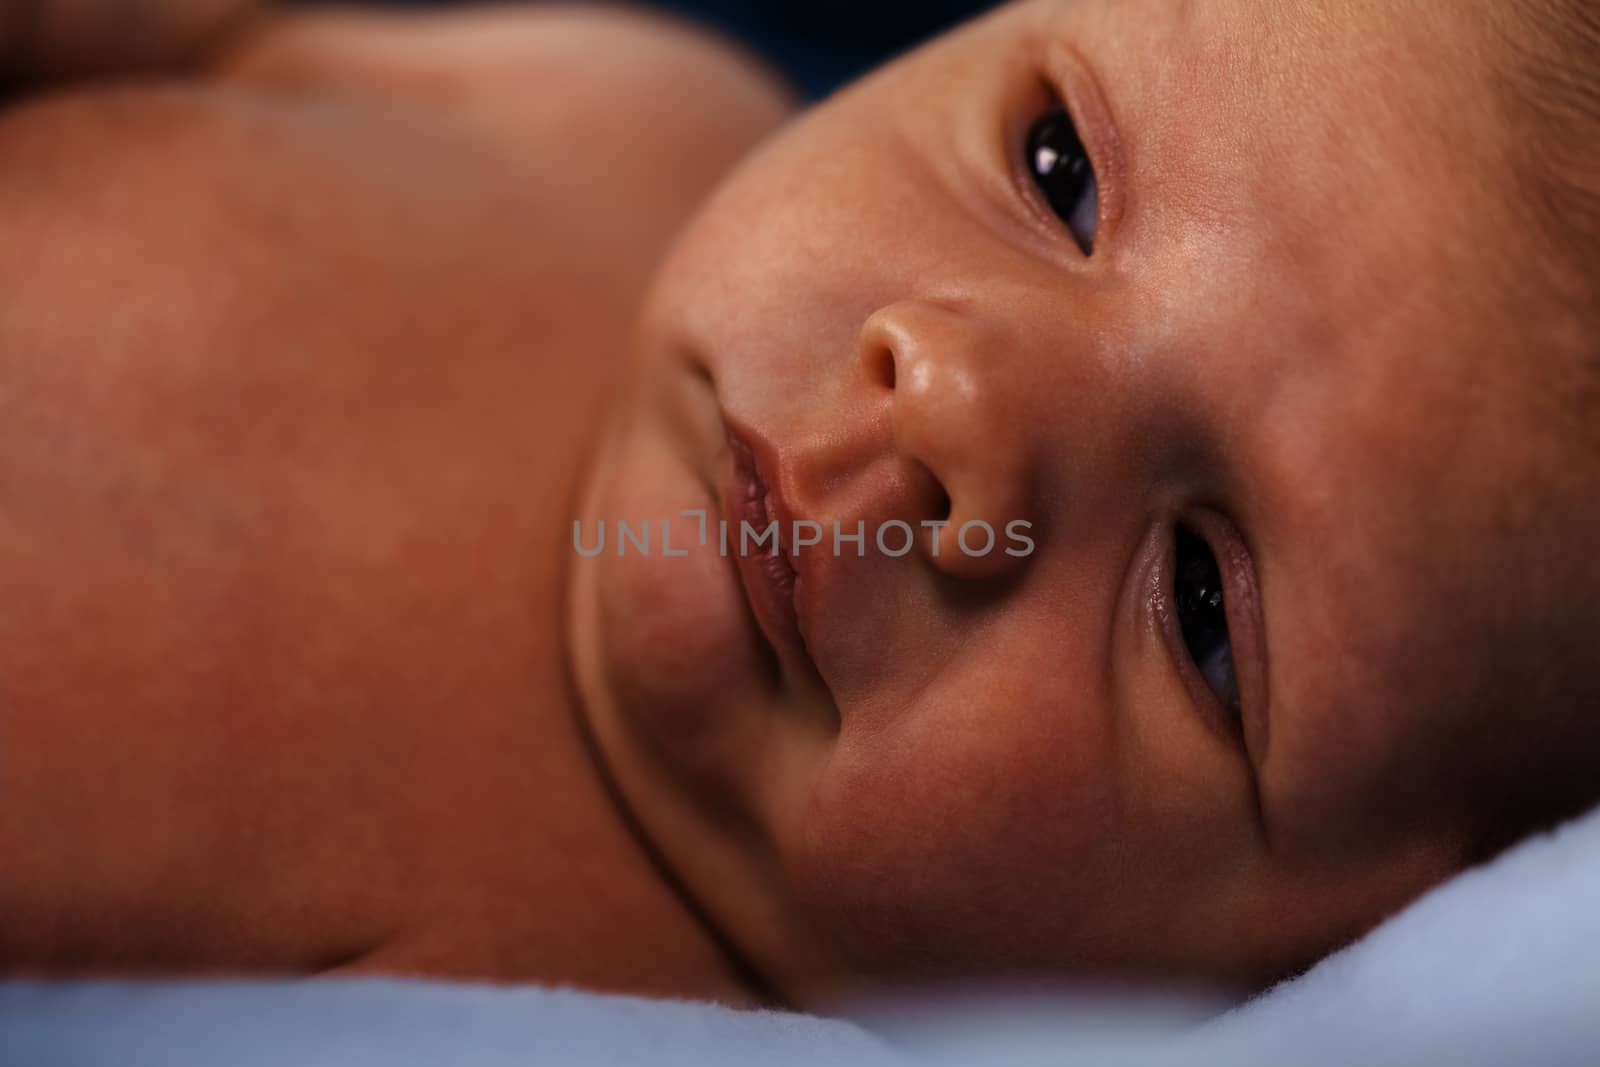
[{"xmin": 723, "ymin": 429, "xmax": 813, "ymax": 680}]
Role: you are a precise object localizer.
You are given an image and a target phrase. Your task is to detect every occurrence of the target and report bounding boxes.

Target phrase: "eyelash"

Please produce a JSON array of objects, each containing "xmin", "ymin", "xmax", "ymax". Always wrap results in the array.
[
  {"xmin": 1155, "ymin": 517, "xmax": 1255, "ymax": 744},
  {"xmin": 1007, "ymin": 48, "xmax": 1118, "ymax": 251},
  {"xmin": 1173, "ymin": 524, "xmax": 1241, "ymax": 720},
  {"xmin": 1021, "ymin": 102, "xmax": 1100, "ymax": 255}
]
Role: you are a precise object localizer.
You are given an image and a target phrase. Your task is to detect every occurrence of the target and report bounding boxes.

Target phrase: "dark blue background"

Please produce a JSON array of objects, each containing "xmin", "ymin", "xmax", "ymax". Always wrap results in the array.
[
  {"xmin": 648, "ymin": 0, "xmax": 999, "ymax": 97},
  {"xmin": 366, "ymin": 1, "xmax": 1000, "ymax": 98}
]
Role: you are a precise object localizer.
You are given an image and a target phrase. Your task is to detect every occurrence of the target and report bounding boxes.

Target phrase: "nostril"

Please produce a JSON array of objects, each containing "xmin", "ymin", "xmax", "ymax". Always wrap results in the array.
[
  {"xmin": 862, "ymin": 343, "xmax": 896, "ymax": 391},
  {"xmin": 905, "ymin": 459, "xmax": 952, "ymax": 523}
]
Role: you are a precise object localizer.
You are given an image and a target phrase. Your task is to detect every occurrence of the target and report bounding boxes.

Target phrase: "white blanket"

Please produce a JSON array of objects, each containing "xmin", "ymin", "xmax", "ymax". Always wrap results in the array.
[{"xmin": 4, "ymin": 804, "xmax": 1599, "ymax": 1067}]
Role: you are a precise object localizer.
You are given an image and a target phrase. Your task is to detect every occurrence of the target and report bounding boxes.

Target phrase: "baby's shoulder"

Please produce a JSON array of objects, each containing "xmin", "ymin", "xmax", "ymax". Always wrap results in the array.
[
  {"xmin": 0, "ymin": 3, "xmax": 798, "ymax": 398},
  {"xmin": 210, "ymin": 5, "xmax": 797, "ymax": 240}
]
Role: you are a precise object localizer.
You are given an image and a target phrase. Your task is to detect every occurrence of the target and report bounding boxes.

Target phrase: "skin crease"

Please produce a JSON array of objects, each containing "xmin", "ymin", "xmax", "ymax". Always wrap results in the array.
[
  {"xmin": 1, "ymin": 0, "xmax": 1596, "ymax": 1011},
  {"xmin": 570, "ymin": 0, "xmax": 1600, "ymax": 1005}
]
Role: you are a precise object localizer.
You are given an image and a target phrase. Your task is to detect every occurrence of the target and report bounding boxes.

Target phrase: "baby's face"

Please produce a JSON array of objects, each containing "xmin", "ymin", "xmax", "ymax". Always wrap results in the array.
[{"xmin": 571, "ymin": 0, "xmax": 1563, "ymax": 996}]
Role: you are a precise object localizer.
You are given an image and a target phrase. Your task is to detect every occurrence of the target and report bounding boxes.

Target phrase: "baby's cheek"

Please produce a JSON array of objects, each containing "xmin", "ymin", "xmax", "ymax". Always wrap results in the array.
[{"xmin": 780, "ymin": 687, "xmax": 1122, "ymax": 981}]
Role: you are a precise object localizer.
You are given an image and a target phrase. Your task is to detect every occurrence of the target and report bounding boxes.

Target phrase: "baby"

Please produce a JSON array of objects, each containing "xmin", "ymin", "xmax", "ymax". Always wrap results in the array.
[{"xmin": 1, "ymin": 0, "xmax": 1597, "ymax": 1011}]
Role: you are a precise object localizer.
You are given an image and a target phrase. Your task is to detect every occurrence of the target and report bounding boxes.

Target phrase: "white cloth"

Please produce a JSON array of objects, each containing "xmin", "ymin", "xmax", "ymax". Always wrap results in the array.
[{"xmin": 4, "ymin": 804, "xmax": 1599, "ymax": 1067}]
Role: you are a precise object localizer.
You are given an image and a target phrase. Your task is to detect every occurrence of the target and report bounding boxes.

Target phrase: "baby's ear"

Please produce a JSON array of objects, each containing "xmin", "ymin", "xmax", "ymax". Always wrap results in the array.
[{"xmin": 2, "ymin": 0, "xmax": 266, "ymax": 85}]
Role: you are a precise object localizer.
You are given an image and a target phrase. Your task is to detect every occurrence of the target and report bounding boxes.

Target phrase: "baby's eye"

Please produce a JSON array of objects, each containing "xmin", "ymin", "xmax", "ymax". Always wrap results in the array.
[
  {"xmin": 1174, "ymin": 525, "xmax": 1241, "ymax": 719},
  {"xmin": 1025, "ymin": 107, "xmax": 1098, "ymax": 255}
]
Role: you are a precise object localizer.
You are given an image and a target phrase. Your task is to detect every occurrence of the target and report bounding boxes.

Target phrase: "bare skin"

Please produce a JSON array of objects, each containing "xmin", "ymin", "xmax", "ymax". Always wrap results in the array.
[
  {"xmin": 0, "ymin": 3, "xmax": 793, "ymax": 1002},
  {"xmin": 2, "ymin": 0, "xmax": 1598, "ymax": 1012},
  {"xmin": 570, "ymin": 0, "xmax": 1600, "ymax": 1004}
]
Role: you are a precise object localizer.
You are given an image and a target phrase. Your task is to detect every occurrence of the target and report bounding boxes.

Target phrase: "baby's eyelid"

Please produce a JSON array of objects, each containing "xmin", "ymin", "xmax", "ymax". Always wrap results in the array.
[
  {"xmin": 1186, "ymin": 511, "xmax": 1271, "ymax": 762},
  {"xmin": 1156, "ymin": 534, "xmax": 1242, "ymax": 745},
  {"xmin": 1022, "ymin": 101, "xmax": 1099, "ymax": 256},
  {"xmin": 1037, "ymin": 40, "xmax": 1127, "ymax": 252},
  {"xmin": 1151, "ymin": 510, "xmax": 1270, "ymax": 767}
]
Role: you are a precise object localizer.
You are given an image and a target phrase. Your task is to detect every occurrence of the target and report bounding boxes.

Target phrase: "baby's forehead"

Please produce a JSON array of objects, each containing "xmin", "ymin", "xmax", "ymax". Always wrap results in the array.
[
  {"xmin": 1033, "ymin": 0, "xmax": 1503, "ymax": 249},
  {"xmin": 1091, "ymin": 10, "xmax": 1566, "ymax": 854},
  {"xmin": 1093, "ymin": 2, "xmax": 1535, "ymax": 439},
  {"xmin": 1238, "ymin": 338, "xmax": 1589, "ymax": 866}
]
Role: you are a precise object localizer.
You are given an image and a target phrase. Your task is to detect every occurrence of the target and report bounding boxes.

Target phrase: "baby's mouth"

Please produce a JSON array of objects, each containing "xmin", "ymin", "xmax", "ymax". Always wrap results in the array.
[{"xmin": 722, "ymin": 422, "xmax": 818, "ymax": 688}]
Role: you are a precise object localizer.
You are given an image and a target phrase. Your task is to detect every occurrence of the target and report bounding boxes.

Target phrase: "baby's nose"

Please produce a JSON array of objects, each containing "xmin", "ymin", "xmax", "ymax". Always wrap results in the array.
[{"xmin": 856, "ymin": 299, "xmax": 1035, "ymax": 580}]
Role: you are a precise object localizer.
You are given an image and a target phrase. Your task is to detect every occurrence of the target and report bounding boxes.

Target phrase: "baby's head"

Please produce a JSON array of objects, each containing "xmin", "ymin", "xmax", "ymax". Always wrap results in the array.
[{"xmin": 568, "ymin": 0, "xmax": 1600, "ymax": 1002}]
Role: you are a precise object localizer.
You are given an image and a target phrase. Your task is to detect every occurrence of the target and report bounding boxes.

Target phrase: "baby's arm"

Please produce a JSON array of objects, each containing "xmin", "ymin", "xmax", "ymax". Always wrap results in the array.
[{"xmin": 1, "ymin": 0, "xmax": 264, "ymax": 82}]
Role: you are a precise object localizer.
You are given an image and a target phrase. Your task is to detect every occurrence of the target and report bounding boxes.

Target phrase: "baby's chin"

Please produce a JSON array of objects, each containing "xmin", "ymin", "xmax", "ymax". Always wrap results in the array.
[{"xmin": 566, "ymin": 405, "xmax": 787, "ymax": 811}]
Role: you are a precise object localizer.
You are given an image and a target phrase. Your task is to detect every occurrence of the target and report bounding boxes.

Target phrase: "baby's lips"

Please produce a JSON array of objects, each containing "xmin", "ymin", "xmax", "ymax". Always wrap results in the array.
[{"xmin": 722, "ymin": 417, "xmax": 822, "ymax": 686}]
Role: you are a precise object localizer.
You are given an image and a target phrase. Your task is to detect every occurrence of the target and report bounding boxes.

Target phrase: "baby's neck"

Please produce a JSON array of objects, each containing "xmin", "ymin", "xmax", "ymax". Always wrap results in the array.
[{"xmin": 318, "ymin": 652, "xmax": 764, "ymax": 1004}]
